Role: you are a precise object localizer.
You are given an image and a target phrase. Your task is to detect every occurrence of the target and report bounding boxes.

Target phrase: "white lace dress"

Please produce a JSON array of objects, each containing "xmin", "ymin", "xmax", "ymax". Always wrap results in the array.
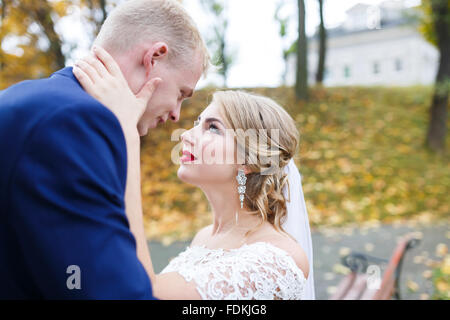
[{"xmin": 160, "ymin": 242, "xmax": 306, "ymax": 300}]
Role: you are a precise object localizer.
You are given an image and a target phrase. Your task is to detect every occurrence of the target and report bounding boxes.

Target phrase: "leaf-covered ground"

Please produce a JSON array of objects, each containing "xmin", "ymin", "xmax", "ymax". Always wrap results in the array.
[
  {"xmin": 433, "ymin": 252, "xmax": 450, "ymax": 299},
  {"xmin": 140, "ymin": 86, "xmax": 449, "ymax": 244}
]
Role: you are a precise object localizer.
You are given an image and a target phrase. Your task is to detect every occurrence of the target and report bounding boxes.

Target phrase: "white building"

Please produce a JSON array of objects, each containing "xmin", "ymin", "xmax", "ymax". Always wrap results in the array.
[{"xmin": 286, "ymin": 1, "xmax": 439, "ymax": 87}]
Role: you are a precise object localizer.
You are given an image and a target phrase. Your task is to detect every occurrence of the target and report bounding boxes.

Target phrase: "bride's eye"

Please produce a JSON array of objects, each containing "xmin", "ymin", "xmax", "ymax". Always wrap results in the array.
[{"xmin": 208, "ymin": 123, "xmax": 220, "ymax": 133}]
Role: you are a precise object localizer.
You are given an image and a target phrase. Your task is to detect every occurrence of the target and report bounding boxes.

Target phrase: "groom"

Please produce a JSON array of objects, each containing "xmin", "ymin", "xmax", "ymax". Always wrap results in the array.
[{"xmin": 0, "ymin": 0, "xmax": 208, "ymax": 299}]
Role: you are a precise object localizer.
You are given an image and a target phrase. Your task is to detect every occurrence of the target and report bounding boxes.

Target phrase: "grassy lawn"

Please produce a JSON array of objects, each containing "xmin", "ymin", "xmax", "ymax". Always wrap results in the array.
[{"xmin": 140, "ymin": 86, "xmax": 449, "ymax": 244}]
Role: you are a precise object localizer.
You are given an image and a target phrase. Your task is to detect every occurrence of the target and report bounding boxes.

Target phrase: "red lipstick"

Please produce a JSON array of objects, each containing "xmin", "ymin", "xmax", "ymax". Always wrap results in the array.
[{"xmin": 180, "ymin": 150, "xmax": 196, "ymax": 162}]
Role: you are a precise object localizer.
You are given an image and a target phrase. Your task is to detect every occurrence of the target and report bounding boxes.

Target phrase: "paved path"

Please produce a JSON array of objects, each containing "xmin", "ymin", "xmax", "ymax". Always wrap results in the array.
[{"xmin": 148, "ymin": 220, "xmax": 449, "ymax": 300}]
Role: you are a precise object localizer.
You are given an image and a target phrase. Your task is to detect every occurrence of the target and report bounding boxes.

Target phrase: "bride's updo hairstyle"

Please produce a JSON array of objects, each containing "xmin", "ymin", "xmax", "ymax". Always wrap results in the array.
[{"xmin": 213, "ymin": 90, "xmax": 299, "ymax": 235}]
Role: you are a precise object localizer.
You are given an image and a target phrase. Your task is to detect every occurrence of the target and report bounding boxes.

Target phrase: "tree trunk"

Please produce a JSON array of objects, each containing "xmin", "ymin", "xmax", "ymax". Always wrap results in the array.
[
  {"xmin": 0, "ymin": 0, "xmax": 7, "ymax": 72},
  {"xmin": 220, "ymin": 35, "xmax": 228, "ymax": 87},
  {"xmin": 87, "ymin": 0, "xmax": 108, "ymax": 34},
  {"xmin": 282, "ymin": 53, "xmax": 288, "ymax": 86},
  {"xmin": 425, "ymin": 0, "xmax": 449, "ymax": 152},
  {"xmin": 295, "ymin": 0, "xmax": 308, "ymax": 100},
  {"xmin": 100, "ymin": 0, "xmax": 107, "ymax": 25},
  {"xmin": 22, "ymin": 0, "xmax": 65, "ymax": 70},
  {"xmin": 316, "ymin": 0, "xmax": 326, "ymax": 85},
  {"xmin": 36, "ymin": 6, "xmax": 66, "ymax": 69}
]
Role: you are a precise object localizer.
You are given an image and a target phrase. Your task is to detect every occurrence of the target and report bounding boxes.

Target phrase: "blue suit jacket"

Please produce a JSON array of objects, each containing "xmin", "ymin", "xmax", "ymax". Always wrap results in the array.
[{"xmin": 0, "ymin": 67, "xmax": 155, "ymax": 299}]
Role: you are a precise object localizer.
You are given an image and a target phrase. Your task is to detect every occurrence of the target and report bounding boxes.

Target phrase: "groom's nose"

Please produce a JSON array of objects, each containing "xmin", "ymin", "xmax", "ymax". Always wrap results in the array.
[
  {"xmin": 169, "ymin": 111, "xmax": 179, "ymax": 122},
  {"xmin": 169, "ymin": 104, "xmax": 181, "ymax": 122}
]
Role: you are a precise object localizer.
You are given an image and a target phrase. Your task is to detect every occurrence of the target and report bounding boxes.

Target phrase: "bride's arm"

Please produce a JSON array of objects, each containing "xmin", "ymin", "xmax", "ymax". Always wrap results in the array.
[
  {"xmin": 73, "ymin": 46, "xmax": 158, "ymax": 283},
  {"xmin": 124, "ymin": 131, "xmax": 156, "ymax": 282}
]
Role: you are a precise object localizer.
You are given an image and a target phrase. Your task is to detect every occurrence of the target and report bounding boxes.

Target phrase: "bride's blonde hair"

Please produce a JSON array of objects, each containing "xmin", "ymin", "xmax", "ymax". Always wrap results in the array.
[{"xmin": 213, "ymin": 90, "xmax": 299, "ymax": 236}]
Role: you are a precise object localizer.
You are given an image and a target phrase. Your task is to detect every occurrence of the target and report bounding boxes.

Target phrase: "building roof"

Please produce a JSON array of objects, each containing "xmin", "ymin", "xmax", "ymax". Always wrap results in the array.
[{"xmin": 308, "ymin": 3, "xmax": 419, "ymax": 41}]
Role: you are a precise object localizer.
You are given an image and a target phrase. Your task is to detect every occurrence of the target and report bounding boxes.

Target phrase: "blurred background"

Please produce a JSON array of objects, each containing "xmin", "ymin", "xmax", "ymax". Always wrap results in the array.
[{"xmin": 0, "ymin": 0, "xmax": 448, "ymax": 300}]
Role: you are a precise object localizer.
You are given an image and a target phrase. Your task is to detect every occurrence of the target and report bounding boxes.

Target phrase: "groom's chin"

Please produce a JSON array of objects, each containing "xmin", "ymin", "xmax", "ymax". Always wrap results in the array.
[{"xmin": 138, "ymin": 125, "xmax": 151, "ymax": 137}]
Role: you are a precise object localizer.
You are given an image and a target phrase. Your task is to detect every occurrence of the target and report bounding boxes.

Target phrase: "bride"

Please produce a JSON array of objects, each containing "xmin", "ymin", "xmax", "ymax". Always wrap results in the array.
[{"xmin": 73, "ymin": 46, "xmax": 315, "ymax": 300}]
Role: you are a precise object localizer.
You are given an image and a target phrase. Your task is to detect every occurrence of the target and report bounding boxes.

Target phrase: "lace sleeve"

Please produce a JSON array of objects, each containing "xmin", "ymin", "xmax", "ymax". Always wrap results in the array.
[{"xmin": 161, "ymin": 242, "xmax": 306, "ymax": 300}]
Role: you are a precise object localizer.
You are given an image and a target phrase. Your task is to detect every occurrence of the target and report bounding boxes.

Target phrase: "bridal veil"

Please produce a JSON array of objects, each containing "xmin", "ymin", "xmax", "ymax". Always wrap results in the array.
[{"xmin": 282, "ymin": 159, "xmax": 315, "ymax": 300}]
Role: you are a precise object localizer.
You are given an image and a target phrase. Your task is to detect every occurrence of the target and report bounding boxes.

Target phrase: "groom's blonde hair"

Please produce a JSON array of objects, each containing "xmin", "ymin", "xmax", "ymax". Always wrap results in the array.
[{"xmin": 94, "ymin": 0, "xmax": 210, "ymax": 74}]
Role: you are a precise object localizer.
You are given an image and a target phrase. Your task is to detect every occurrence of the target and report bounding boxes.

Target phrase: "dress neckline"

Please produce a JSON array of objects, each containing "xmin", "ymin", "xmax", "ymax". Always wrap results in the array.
[
  {"xmin": 189, "ymin": 241, "xmax": 306, "ymax": 280},
  {"xmin": 190, "ymin": 241, "xmax": 283, "ymax": 253}
]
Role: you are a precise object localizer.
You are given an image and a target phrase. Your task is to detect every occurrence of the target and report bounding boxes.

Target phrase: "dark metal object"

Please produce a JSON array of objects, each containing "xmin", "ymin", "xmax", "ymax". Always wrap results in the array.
[{"xmin": 341, "ymin": 238, "xmax": 421, "ymax": 300}]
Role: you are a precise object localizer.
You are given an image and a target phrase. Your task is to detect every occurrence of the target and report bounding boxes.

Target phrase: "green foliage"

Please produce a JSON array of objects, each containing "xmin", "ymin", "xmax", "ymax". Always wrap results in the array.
[
  {"xmin": 140, "ymin": 86, "xmax": 450, "ymax": 243},
  {"xmin": 286, "ymin": 39, "xmax": 297, "ymax": 59},
  {"xmin": 200, "ymin": 0, "xmax": 233, "ymax": 87},
  {"xmin": 419, "ymin": 0, "xmax": 437, "ymax": 46},
  {"xmin": 418, "ymin": 0, "xmax": 450, "ymax": 47},
  {"xmin": 274, "ymin": 0, "xmax": 294, "ymax": 85},
  {"xmin": 211, "ymin": 2, "xmax": 223, "ymax": 15},
  {"xmin": 274, "ymin": 1, "xmax": 289, "ymax": 38}
]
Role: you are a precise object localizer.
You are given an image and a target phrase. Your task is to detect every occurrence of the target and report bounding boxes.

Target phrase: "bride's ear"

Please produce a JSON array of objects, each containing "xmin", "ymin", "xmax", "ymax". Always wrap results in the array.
[{"xmin": 239, "ymin": 165, "xmax": 252, "ymax": 175}]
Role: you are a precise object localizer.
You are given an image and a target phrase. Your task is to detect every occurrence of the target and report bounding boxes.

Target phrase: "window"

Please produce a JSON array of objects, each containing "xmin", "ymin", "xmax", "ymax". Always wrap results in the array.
[
  {"xmin": 373, "ymin": 61, "xmax": 380, "ymax": 74},
  {"xmin": 344, "ymin": 65, "xmax": 351, "ymax": 78},
  {"xmin": 324, "ymin": 67, "xmax": 330, "ymax": 80},
  {"xmin": 395, "ymin": 58, "xmax": 402, "ymax": 71}
]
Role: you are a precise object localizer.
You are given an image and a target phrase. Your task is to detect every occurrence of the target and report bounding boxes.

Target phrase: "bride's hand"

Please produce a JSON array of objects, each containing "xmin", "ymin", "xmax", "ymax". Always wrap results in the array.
[
  {"xmin": 74, "ymin": 47, "xmax": 158, "ymax": 280},
  {"xmin": 72, "ymin": 46, "xmax": 162, "ymax": 135}
]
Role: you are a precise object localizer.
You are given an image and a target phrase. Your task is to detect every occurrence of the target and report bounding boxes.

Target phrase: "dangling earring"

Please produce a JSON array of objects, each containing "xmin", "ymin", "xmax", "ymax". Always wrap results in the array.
[{"xmin": 236, "ymin": 169, "xmax": 247, "ymax": 209}]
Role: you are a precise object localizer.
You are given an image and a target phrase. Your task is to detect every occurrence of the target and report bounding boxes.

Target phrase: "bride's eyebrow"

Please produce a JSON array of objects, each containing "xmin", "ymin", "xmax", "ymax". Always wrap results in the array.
[{"xmin": 198, "ymin": 116, "xmax": 224, "ymax": 127}]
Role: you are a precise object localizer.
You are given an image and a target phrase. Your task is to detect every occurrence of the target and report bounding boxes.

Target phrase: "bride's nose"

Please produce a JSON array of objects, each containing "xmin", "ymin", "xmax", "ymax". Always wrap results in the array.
[{"xmin": 181, "ymin": 128, "xmax": 194, "ymax": 145}]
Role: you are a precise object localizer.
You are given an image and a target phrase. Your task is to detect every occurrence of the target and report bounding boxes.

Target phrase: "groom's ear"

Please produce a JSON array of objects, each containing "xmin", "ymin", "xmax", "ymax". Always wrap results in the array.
[{"xmin": 143, "ymin": 42, "xmax": 169, "ymax": 74}]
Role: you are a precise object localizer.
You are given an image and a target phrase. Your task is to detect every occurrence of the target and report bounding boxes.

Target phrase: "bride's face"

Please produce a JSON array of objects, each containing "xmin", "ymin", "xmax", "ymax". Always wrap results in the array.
[{"xmin": 177, "ymin": 102, "xmax": 238, "ymax": 187}]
